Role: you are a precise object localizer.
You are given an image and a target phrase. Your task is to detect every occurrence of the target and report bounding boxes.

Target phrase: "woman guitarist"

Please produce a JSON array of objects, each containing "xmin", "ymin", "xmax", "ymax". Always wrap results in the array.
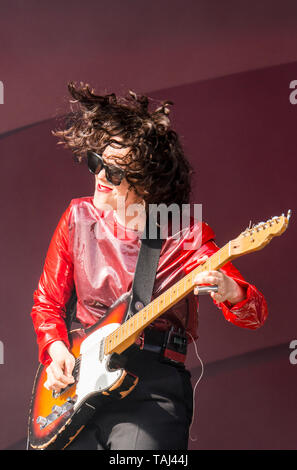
[{"xmin": 30, "ymin": 82, "xmax": 268, "ymax": 450}]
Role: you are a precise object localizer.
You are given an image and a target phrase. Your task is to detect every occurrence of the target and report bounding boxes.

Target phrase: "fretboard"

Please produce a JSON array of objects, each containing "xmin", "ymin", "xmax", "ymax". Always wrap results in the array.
[{"xmin": 104, "ymin": 240, "xmax": 234, "ymax": 355}]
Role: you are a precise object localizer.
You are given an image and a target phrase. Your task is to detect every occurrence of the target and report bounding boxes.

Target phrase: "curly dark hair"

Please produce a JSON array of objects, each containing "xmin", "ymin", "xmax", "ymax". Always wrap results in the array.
[{"xmin": 52, "ymin": 81, "xmax": 193, "ymax": 208}]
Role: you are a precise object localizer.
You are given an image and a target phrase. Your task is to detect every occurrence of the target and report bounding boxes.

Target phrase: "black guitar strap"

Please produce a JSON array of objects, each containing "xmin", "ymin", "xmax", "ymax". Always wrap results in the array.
[
  {"xmin": 65, "ymin": 287, "xmax": 78, "ymax": 332},
  {"xmin": 126, "ymin": 213, "xmax": 163, "ymax": 320}
]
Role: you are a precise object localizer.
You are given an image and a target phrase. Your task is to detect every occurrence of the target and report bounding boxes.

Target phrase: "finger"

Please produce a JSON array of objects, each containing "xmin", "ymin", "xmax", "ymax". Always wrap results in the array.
[
  {"xmin": 208, "ymin": 272, "xmax": 225, "ymax": 288},
  {"xmin": 45, "ymin": 369, "xmax": 63, "ymax": 391},
  {"xmin": 207, "ymin": 271, "xmax": 224, "ymax": 282},
  {"xmin": 194, "ymin": 274, "xmax": 219, "ymax": 286},
  {"xmin": 50, "ymin": 362, "xmax": 74, "ymax": 386},
  {"xmin": 64, "ymin": 356, "xmax": 75, "ymax": 381},
  {"xmin": 43, "ymin": 379, "xmax": 61, "ymax": 392},
  {"xmin": 211, "ymin": 291, "xmax": 226, "ymax": 303}
]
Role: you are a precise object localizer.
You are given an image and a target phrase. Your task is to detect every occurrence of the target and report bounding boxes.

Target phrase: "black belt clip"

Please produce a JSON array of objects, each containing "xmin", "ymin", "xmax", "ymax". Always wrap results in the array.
[{"xmin": 162, "ymin": 327, "xmax": 187, "ymax": 364}]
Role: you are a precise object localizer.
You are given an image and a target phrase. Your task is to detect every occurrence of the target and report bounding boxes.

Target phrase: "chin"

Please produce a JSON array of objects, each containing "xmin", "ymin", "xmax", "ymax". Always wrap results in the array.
[{"xmin": 93, "ymin": 192, "xmax": 116, "ymax": 211}]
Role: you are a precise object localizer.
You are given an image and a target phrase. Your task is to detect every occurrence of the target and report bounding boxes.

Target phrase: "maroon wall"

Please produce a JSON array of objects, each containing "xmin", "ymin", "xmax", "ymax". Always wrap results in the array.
[
  {"xmin": 0, "ymin": 60, "xmax": 296, "ymax": 449},
  {"xmin": 1, "ymin": 0, "xmax": 297, "ymax": 451}
]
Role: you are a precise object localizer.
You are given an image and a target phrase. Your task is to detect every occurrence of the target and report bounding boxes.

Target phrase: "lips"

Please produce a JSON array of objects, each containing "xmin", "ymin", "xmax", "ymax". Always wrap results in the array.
[{"xmin": 97, "ymin": 183, "xmax": 113, "ymax": 193}]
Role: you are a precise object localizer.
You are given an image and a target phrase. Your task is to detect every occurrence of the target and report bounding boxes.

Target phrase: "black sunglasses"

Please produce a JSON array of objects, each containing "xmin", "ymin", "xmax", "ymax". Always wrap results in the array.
[{"xmin": 87, "ymin": 150, "xmax": 126, "ymax": 186}]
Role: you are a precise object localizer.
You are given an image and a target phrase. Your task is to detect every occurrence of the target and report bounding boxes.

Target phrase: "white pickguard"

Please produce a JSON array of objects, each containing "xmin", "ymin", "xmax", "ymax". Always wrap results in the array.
[{"xmin": 74, "ymin": 323, "xmax": 122, "ymax": 408}]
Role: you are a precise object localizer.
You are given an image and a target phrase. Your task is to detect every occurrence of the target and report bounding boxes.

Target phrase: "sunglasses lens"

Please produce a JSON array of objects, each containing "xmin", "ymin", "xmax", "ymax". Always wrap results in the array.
[
  {"xmin": 106, "ymin": 166, "xmax": 125, "ymax": 186},
  {"xmin": 87, "ymin": 151, "xmax": 103, "ymax": 174},
  {"xmin": 87, "ymin": 150, "xmax": 125, "ymax": 185}
]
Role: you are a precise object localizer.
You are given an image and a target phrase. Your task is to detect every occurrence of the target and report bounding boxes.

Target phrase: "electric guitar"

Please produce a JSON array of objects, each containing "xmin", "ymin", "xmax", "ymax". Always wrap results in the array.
[{"xmin": 28, "ymin": 211, "xmax": 291, "ymax": 450}]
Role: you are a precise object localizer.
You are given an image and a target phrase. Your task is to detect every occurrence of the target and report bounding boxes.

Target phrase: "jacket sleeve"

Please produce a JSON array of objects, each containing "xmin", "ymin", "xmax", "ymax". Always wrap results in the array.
[
  {"xmin": 184, "ymin": 234, "xmax": 268, "ymax": 330},
  {"xmin": 30, "ymin": 204, "xmax": 74, "ymax": 366}
]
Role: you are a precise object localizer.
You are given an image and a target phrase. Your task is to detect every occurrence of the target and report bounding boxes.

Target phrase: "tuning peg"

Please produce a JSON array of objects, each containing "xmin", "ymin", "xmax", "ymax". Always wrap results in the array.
[
  {"xmin": 52, "ymin": 405, "xmax": 63, "ymax": 416},
  {"xmin": 36, "ymin": 416, "xmax": 48, "ymax": 428}
]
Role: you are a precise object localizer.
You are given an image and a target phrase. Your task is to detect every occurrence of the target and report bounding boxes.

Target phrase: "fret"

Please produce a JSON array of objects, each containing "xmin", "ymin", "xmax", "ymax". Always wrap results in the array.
[
  {"xmin": 121, "ymin": 323, "xmax": 127, "ymax": 339},
  {"xmin": 158, "ymin": 294, "xmax": 165, "ymax": 312},
  {"xmin": 109, "ymin": 332, "xmax": 114, "ymax": 350},
  {"xmin": 118, "ymin": 326, "xmax": 123, "ymax": 344},
  {"xmin": 138, "ymin": 311, "xmax": 143, "ymax": 329},
  {"xmin": 118, "ymin": 325, "xmax": 122, "ymax": 344},
  {"xmin": 180, "ymin": 279, "xmax": 184, "ymax": 294},
  {"xmin": 187, "ymin": 273, "xmax": 193, "ymax": 290},
  {"xmin": 165, "ymin": 290, "xmax": 171, "ymax": 308},
  {"xmin": 152, "ymin": 299, "xmax": 157, "ymax": 316},
  {"xmin": 120, "ymin": 323, "xmax": 124, "ymax": 339},
  {"xmin": 110, "ymin": 332, "xmax": 114, "ymax": 349},
  {"xmin": 148, "ymin": 303, "xmax": 154, "ymax": 321},
  {"xmin": 114, "ymin": 329, "xmax": 120, "ymax": 345},
  {"xmin": 172, "ymin": 285, "xmax": 177, "ymax": 301},
  {"xmin": 143, "ymin": 308, "xmax": 148, "ymax": 325},
  {"xmin": 148, "ymin": 303, "xmax": 153, "ymax": 322},
  {"xmin": 112, "ymin": 331, "xmax": 117, "ymax": 347},
  {"xmin": 132, "ymin": 314, "xmax": 136, "ymax": 332}
]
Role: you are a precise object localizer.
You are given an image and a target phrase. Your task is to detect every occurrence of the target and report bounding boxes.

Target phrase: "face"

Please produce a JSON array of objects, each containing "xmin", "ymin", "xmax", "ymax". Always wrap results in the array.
[{"xmin": 92, "ymin": 141, "xmax": 143, "ymax": 214}]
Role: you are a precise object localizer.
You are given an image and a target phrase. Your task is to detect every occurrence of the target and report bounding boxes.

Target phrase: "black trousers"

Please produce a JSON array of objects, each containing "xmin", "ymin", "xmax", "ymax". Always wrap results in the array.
[{"xmin": 66, "ymin": 347, "xmax": 193, "ymax": 450}]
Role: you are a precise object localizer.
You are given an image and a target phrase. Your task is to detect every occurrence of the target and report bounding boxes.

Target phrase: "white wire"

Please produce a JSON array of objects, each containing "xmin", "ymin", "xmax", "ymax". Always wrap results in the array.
[{"xmin": 186, "ymin": 332, "xmax": 204, "ymax": 443}]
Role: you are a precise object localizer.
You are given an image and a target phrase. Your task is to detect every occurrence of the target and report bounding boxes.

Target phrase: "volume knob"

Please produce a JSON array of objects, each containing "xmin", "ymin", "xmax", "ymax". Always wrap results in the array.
[
  {"xmin": 36, "ymin": 416, "xmax": 48, "ymax": 428},
  {"xmin": 52, "ymin": 405, "xmax": 63, "ymax": 416}
]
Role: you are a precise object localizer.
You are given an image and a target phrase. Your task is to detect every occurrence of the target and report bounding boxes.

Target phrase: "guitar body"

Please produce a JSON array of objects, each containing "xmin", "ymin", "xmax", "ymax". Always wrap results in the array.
[{"xmin": 28, "ymin": 294, "xmax": 139, "ymax": 450}]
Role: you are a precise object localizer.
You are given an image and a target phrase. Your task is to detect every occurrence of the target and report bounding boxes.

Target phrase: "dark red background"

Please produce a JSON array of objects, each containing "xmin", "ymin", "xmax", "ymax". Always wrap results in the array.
[{"xmin": 0, "ymin": 0, "xmax": 296, "ymax": 450}]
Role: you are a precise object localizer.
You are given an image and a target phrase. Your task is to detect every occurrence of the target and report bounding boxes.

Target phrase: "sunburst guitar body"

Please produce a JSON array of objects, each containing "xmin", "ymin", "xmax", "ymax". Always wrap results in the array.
[{"xmin": 28, "ymin": 294, "xmax": 139, "ymax": 450}]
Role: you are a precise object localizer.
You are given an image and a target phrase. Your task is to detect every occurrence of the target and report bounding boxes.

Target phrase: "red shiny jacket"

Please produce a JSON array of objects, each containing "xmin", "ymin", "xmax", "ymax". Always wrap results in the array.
[{"xmin": 31, "ymin": 197, "xmax": 268, "ymax": 366}]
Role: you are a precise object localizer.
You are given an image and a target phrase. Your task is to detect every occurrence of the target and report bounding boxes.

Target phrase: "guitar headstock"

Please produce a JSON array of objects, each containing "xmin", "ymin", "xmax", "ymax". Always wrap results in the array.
[{"xmin": 230, "ymin": 210, "xmax": 292, "ymax": 256}]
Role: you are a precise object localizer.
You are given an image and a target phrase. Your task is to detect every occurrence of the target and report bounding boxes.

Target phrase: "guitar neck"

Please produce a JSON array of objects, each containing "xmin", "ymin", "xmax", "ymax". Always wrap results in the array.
[{"xmin": 104, "ymin": 240, "xmax": 236, "ymax": 355}]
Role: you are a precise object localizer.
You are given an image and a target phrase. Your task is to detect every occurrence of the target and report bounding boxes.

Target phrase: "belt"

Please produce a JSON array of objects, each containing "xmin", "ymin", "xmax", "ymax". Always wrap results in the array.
[{"xmin": 137, "ymin": 328, "xmax": 188, "ymax": 364}]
